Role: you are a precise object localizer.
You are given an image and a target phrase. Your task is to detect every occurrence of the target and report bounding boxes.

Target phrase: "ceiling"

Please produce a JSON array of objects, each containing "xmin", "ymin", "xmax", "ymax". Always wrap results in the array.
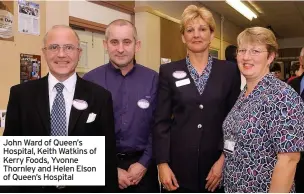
[
  {"xmin": 104, "ymin": 1, "xmax": 304, "ymax": 39},
  {"xmin": 200, "ymin": 1, "xmax": 304, "ymax": 39}
]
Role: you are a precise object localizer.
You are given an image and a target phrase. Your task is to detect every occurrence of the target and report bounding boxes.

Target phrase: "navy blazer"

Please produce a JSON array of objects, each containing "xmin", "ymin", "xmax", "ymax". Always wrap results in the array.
[
  {"xmin": 153, "ymin": 58, "xmax": 241, "ymax": 191},
  {"xmin": 289, "ymin": 72, "xmax": 304, "ymax": 94}
]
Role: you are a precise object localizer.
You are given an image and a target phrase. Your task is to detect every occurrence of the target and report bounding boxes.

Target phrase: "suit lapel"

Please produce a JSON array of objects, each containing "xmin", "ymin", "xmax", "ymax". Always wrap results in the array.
[
  {"xmin": 36, "ymin": 76, "xmax": 51, "ymax": 135},
  {"xmin": 177, "ymin": 60, "xmax": 201, "ymax": 100},
  {"xmin": 68, "ymin": 76, "xmax": 89, "ymax": 135}
]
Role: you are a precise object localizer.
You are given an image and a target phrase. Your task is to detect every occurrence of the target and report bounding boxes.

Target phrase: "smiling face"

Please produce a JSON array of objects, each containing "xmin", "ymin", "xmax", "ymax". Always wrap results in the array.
[
  {"xmin": 42, "ymin": 27, "xmax": 82, "ymax": 81},
  {"xmin": 181, "ymin": 17, "xmax": 214, "ymax": 54},
  {"xmin": 237, "ymin": 42, "xmax": 275, "ymax": 81},
  {"xmin": 103, "ymin": 24, "xmax": 140, "ymax": 69}
]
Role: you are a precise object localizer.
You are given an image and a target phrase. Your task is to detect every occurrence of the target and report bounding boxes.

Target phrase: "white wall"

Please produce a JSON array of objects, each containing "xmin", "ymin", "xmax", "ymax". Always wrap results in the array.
[{"xmin": 69, "ymin": 0, "xmax": 132, "ymax": 25}]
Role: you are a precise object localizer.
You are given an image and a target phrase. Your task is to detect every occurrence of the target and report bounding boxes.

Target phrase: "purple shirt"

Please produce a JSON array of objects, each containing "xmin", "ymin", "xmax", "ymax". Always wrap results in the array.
[{"xmin": 83, "ymin": 63, "xmax": 158, "ymax": 167}]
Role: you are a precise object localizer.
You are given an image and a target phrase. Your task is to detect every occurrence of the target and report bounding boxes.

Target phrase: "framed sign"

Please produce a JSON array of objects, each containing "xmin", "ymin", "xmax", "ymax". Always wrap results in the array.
[
  {"xmin": 78, "ymin": 41, "xmax": 88, "ymax": 68},
  {"xmin": 210, "ymin": 48, "xmax": 219, "ymax": 59}
]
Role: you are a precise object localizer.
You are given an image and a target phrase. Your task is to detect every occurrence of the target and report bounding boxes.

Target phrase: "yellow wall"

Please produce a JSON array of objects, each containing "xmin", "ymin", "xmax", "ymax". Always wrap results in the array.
[
  {"xmin": 135, "ymin": 12, "xmax": 161, "ymax": 72},
  {"xmin": 0, "ymin": 1, "xmax": 46, "ymax": 133},
  {"xmin": 46, "ymin": 1, "xmax": 69, "ymax": 31}
]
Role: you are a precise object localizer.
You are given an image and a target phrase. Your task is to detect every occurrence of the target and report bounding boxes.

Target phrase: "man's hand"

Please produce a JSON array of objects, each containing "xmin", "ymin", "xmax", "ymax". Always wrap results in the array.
[
  {"xmin": 118, "ymin": 168, "xmax": 133, "ymax": 190},
  {"xmin": 158, "ymin": 163, "xmax": 179, "ymax": 191},
  {"xmin": 205, "ymin": 154, "xmax": 224, "ymax": 192},
  {"xmin": 127, "ymin": 162, "xmax": 147, "ymax": 185}
]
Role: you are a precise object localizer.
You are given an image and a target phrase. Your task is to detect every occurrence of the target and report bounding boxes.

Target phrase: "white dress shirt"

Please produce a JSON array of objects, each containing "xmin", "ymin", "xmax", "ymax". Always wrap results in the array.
[{"xmin": 48, "ymin": 72, "xmax": 76, "ymax": 134}]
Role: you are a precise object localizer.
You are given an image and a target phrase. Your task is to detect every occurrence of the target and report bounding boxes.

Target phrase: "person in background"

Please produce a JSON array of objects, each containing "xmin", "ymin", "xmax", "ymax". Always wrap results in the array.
[
  {"xmin": 83, "ymin": 19, "xmax": 159, "ymax": 193},
  {"xmin": 225, "ymin": 45, "xmax": 246, "ymax": 90},
  {"xmin": 288, "ymin": 46, "xmax": 304, "ymax": 193},
  {"xmin": 270, "ymin": 62, "xmax": 282, "ymax": 79},
  {"xmin": 225, "ymin": 45, "xmax": 237, "ymax": 63},
  {"xmin": 223, "ymin": 27, "xmax": 304, "ymax": 193},
  {"xmin": 287, "ymin": 62, "xmax": 303, "ymax": 83},
  {"xmin": 153, "ymin": 5, "xmax": 241, "ymax": 193},
  {"xmin": 3, "ymin": 25, "xmax": 118, "ymax": 193}
]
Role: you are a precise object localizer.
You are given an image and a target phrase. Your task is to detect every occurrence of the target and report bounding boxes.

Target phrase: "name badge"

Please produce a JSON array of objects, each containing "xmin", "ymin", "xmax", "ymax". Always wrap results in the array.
[
  {"xmin": 175, "ymin": 78, "xmax": 190, "ymax": 87},
  {"xmin": 224, "ymin": 140, "xmax": 236, "ymax": 154}
]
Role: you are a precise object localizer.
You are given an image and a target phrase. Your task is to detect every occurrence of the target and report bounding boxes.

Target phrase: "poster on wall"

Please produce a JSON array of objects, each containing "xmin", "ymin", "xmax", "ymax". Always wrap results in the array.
[
  {"xmin": 0, "ymin": 1, "xmax": 14, "ymax": 41},
  {"xmin": 20, "ymin": 53, "xmax": 41, "ymax": 83},
  {"xmin": 18, "ymin": 0, "xmax": 40, "ymax": 35},
  {"xmin": 0, "ymin": 110, "xmax": 6, "ymax": 128}
]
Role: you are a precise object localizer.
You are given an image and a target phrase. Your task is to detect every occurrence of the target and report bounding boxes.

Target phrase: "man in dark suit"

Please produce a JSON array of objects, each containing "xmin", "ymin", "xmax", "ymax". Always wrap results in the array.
[
  {"xmin": 3, "ymin": 25, "xmax": 118, "ymax": 193},
  {"xmin": 289, "ymin": 47, "xmax": 304, "ymax": 193}
]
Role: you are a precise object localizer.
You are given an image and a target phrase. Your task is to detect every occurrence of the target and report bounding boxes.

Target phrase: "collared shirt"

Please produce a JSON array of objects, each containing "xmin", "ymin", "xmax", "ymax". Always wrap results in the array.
[
  {"xmin": 83, "ymin": 63, "xmax": 158, "ymax": 167},
  {"xmin": 48, "ymin": 72, "xmax": 76, "ymax": 134},
  {"xmin": 186, "ymin": 55, "xmax": 213, "ymax": 95},
  {"xmin": 223, "ymin": 73, "xmax": 304, "ymax": 193}
]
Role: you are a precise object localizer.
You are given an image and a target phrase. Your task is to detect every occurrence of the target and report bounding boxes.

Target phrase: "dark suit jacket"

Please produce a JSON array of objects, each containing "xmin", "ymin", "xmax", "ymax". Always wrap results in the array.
[
  {"xmin": 289, "ymin": 72, "xmax": 304, "ymax": 94},
  {"xmin": 3, "ymin": 75, "xmax": 118, "ymax": 193},
  {"xmin": 153, "ymin": 58, "xmax": 241, "ymax": 191},
  {"xmin": 288, "ymin": 72, "xmax": 304, "ymax": 193}
]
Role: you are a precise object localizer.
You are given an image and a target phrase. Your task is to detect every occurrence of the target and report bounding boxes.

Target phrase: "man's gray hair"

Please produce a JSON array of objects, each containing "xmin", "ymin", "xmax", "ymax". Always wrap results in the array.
[
  {"xmin": 43, "ymin": 25, "xmax": 80, "ymax": 46},
  {"xmin": 105, "ymin": 19, "xmax": 138, "ymax": 41}
]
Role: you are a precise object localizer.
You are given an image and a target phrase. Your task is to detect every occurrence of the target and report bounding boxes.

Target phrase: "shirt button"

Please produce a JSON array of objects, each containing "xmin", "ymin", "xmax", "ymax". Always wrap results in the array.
[
  {"xmin": 199, "ymin": 104, "xmax": 204, "ymax": 109},
  {"xmin": 197, "ymin": 124, "xmax": 202, "ymax": 129}
]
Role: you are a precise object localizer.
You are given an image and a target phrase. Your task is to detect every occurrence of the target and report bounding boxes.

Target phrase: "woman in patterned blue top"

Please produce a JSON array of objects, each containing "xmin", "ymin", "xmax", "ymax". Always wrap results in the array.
[{"xmin": 223, "ymin": 27, "xmax": 304, "ymax": 193}]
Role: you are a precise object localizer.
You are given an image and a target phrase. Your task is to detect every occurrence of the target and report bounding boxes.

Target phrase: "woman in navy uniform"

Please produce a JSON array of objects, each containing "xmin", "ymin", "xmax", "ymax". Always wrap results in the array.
[{"xmin": 153, "ymin": 5, "xmax": 241, "ymax": 193}]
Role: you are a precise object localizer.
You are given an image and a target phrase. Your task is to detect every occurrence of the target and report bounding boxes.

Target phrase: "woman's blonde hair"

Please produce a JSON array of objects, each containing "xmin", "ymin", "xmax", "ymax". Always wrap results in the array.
[
  {"xmin": 180, "ymin": 5, "xmax": 216, "ymax": 34},
  {"xmin": 237, "ymin": 27, "xmax": 278, "ymax": 55}
]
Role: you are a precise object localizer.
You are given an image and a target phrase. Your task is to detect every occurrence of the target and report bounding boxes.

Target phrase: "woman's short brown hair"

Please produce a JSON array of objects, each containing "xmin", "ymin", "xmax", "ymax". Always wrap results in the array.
[
  {"xmin": 180, "ymin": 5, "xmax": 216, "ymax": 34},
  {"xmin": 237, "ymin": 27, "xmax": 278, "ymax": 55}
]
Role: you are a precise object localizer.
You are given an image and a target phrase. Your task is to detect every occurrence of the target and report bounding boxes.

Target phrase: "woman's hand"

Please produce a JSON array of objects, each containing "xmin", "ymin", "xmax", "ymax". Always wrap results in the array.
[
  {"xmin": 205, "ymin": 154, "xmax": 225, "ymax": 192},
  {"xmin": 158, "ymin": 163, "xmax": 179, "ymax": 191}
]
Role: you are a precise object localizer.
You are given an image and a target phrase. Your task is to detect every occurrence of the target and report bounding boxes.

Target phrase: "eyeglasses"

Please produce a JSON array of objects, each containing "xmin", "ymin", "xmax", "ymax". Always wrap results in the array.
[
  {"xmin": 237, "ymin": 49, "xmax": 268, "ymax": 56},
  {"xmin": 43, "ymin": 44, "xmax": 80, "ymax": 54}
]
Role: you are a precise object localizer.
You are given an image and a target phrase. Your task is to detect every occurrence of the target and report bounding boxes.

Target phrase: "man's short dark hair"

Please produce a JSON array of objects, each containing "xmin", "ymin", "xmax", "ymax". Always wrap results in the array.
[
  {"xmin": 290, "ymin": 62, "xmax": 301, "ymax": 76},
  {"xmin": 270, "ymin": 62, "xmax": 281, "ymax": 72}
]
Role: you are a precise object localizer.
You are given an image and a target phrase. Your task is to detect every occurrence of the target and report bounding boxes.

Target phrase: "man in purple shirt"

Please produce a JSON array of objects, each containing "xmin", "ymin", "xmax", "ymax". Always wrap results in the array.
[{"xmin": 83, "ymin": 19, "xmax": 159, "ymax": 192}]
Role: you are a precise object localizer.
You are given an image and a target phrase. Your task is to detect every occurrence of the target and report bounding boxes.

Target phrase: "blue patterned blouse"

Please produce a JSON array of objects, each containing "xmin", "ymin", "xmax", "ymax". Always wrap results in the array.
[
  {"xmin": 186, "ymin": 55, "xmax": 213, "ymax": 95},
  {"xmin": 223, "ymin": 73, "xmax": 304, "ymax": 193}
]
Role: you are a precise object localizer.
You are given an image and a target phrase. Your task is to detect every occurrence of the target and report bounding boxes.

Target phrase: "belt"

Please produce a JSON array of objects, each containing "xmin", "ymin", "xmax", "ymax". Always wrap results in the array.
[{"xmin": 116, "ymin": 151, "xmax": 144, "ymax": 160}]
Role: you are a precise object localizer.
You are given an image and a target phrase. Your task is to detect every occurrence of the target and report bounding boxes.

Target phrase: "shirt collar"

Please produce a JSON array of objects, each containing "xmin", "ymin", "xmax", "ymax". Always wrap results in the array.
[
  {"xmin": 108, "ymin": 61, "xmax": 137, "ymax": 76},
  {"xmin": 186, "ymin": 55, "xmax": 213, "ymax": 75},
  {"xmin": 48, "ymin": 72, "xmax": 77, "ymax": 93},
  {"xmin": 241, "ymin": 73, "xmax": 274, "ymax": 98}
]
